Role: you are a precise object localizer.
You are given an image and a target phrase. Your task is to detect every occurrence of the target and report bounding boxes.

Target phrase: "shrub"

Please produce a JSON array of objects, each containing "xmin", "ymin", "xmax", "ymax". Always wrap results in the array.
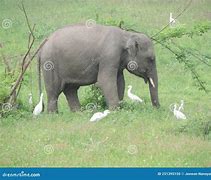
[{"xmin": 83, "ymin": 85, "xmax": 107, "ymax": 110}]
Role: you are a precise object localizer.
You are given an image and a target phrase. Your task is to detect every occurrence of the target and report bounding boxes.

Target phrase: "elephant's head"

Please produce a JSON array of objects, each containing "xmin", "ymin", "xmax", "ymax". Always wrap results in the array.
[{"xmin": 123, "ymin": 32, "xmax": 160, "ymax": 107}]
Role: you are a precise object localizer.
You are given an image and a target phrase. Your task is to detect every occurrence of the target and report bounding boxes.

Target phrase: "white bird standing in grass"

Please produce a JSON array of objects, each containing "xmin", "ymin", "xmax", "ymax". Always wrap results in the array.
[
  {"xmin": 127, "ymin": 85, "xmax": 143, "ymax": 103},
  {"xmin": 169, "ymin": 12, "xmax": 176, "ymax": 27},
  {"xmin": 33, "ymin": 93, "xmax": 44, "ymax": 116},
  {"xmin": 28, "ymin": 93, "xmax": 33, "ymax": 105},
  {"xmin": 178, "ymin": 100, "xmax": 184, "ymax": 111},
  {"xmin": 173, "ymin": 104, "xmax": 186, "ymax": 120},
  {"xmin": 90, "ymin": 110, "xmax": 110, "ymax": 122}
]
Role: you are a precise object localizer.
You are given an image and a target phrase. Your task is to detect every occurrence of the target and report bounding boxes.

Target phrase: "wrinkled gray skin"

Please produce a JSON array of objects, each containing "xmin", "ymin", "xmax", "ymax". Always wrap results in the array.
[{"xmin": 39, "ymin": 24, "xmax": 160, "ymax": 113}]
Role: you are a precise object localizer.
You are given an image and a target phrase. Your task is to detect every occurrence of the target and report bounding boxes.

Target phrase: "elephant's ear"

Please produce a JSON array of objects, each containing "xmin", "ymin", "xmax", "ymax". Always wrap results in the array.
[{"xmin": 126, "ymin": 35, "xmax": 139, "ymax": 58}]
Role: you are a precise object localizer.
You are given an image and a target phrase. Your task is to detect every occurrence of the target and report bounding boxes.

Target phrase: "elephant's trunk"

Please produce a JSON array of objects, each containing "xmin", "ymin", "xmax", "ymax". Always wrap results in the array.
[{"xmin": 148, "ymin": 67, "xmax": 160, "ymax": 108}]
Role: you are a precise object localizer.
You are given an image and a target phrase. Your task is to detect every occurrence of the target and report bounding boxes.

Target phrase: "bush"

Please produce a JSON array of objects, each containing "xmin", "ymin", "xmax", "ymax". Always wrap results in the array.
[
  {"xmin": 173, "ymin": 117, "xmax": 211, "ymax": 139},
  {"xmin": 0, "ymin": 73, "xmax": 15, "ymax": 103},
  {"xmin": 83, "ymin": 85, "xmax": 107, "ymax": 110}
]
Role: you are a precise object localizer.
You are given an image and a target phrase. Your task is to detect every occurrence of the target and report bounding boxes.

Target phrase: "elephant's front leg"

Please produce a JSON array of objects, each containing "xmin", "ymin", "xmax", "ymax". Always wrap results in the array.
[
  {"xmin": 117, "ymin": 71, "xmax": 125, "ymax": 101},
  {"xmin": 97, "ymin": 67, "xmax": 119, "ymax": 109}
]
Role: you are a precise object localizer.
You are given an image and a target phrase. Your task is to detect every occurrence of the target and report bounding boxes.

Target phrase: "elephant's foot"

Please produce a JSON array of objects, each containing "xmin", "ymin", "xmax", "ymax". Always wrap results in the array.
[
  {"xmin": 47, "ymin": 99, "xmax": 59, "ymax": 113},
  {"xmin": 108, "ymin": 103, "xmax": 119, "ymax": 110},
  {"xmin": 70, "ymin": 102, "xmax": 81, "ymax": 112}
]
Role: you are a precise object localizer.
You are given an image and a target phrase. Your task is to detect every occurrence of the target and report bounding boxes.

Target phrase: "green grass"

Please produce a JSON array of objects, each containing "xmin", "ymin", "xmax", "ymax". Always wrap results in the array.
[{"xmin": 0, "ymin": 0, "xmax": 211, "ymax": 167}]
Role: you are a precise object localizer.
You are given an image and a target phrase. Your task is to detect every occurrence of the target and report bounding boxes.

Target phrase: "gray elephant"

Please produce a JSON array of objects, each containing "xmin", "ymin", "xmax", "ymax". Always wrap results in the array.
[{"xmin": 38, "ymin": 24, "xmax": 160, "ymax": 113}]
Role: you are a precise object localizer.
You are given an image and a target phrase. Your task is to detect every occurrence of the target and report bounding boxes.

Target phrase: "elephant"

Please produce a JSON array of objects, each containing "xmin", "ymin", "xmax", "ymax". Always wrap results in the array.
[{"xmin": 38, "ymin": 23, "xmax": 160, "ymax": 113}]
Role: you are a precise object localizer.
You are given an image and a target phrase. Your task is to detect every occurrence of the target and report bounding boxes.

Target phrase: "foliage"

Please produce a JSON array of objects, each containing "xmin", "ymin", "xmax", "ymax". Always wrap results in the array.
[
  {"xmin": 152, "ymin": 21, "xmax": 211, "ymax": 92},
  {"xmin": 156, "ymin": 21, "xmax": 211, "ymax": 41},
  {"xmin": 173, "ymin": 117, "xmax": 211, "ymax": 140},
  {"xmin": 83, "ymin": 84, "xmax": 107, "ymax": 109},
  {"xmin": 95, "ymin": 13, "xmax": 136, "ymax": 29},
  {"xmin": 0, "ymin": 72, "xmax": 16, "ymax": 103}
]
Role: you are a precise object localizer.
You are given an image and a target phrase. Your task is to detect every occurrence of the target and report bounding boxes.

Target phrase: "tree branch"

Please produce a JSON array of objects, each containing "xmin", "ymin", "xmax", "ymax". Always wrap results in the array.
[{"xmin": 9, "ymin": 39, "xmax": 47, "ymax": 99}]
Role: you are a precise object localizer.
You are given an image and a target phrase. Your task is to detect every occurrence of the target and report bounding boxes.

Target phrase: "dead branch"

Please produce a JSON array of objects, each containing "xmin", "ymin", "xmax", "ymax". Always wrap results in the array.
[
  {"xmin": 16, "ymin": 24, "xmax": 36, "ymax": 98},
  {"xmin": 9, "ymin": 39, "xmax": 47, "ymax": 100},
  {"xmin": 19, "ymin": 1, "xmax": 36, "ymax": 72},
  {"xmin": 21, "ymin": 24, "xmax": 35, "ymax": 71},
  {"xmin": 8, "ymin": 1, "xmax": 48, "ymax": 104},
  {"xmin": 18, "ymin": 1, "xmax": 35, "ymax": 40}
]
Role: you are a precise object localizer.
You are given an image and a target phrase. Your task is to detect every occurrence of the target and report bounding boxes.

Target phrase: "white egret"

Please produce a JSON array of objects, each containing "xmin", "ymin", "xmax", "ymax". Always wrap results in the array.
[
  {"xmin": 127, "ymin": 85, "xmax": 143, "ymax": 103},
  {"xmin": 90, "ymin": 110, "xmax": 110, "ymax": 122},
  {"xmin": 33, "ymin": 93, "xmax": 44, "ymax": 116},
  {"xmin": 169, "ymin": 12, "xmax": 176, "ymax": 27},
  {"xmin": 173, "ymin": 104, "xmax": 186, "ymax": 120}
]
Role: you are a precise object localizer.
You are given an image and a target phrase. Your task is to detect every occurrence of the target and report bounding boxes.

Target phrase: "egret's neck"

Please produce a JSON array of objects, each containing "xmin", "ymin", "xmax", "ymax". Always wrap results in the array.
[
  {"xmin": 170, "ymin": 13, "xmax": 172, "ymax": 18},
  {"xmin": 40, "ymin": 95, "xmax": 43, "ymax": 101},
  {"xmin": 128, "ymin": 87, "xmax": 132, "ymax": 93}
]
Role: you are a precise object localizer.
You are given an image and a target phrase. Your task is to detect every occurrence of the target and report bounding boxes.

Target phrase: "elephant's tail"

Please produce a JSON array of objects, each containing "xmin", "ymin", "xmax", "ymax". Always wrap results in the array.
[
  {"xmin": 37, "ymin": 38, "xmax": 48, "ymax": 97},
  {"xmin": 37, "ymin": 53, "xmax": 42, "ymax": 97}
]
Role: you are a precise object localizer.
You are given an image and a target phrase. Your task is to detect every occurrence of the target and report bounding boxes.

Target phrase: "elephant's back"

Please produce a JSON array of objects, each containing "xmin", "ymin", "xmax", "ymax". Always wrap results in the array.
[
  {"xmin": 40, "ymin": 23, "xmax": 124, "ymax": 64},
  {"xmin": 45, "ymin": 23, "xmax": 123, "ymax": 51}
]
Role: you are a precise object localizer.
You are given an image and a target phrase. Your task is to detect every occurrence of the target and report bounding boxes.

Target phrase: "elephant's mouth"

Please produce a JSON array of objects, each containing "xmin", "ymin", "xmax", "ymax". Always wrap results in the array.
[
  {"xmin": 140, "ymin": 72, "xmax": 155, "ymax": 88},
  {"xmin": 131, "ymin": 70, "xmax": 154, "ymax": 87},
  {"xmin": 139, "ymin": 72, "xmax": 148, "ymax": 84},
  {"xmin": 141, "ymin": 75, "xmax": 155, "ymax": 88}
]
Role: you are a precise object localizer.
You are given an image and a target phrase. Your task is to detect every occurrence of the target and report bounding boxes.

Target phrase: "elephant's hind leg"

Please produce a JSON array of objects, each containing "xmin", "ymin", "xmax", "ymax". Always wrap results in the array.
[
  {"xmin": 63, "ymin": 85, "xmax": 81, "ymax": 111},
  {"xmin": 43, "ymin": 69, "xmax": 63, "ymax": 113},
  {"xmin": 47, "ymin": 93, "xmax": 60, "ymax": 113},
  {"xmin": 46, "ymin": 84, "xmax": 62, "ymax": 113}
]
